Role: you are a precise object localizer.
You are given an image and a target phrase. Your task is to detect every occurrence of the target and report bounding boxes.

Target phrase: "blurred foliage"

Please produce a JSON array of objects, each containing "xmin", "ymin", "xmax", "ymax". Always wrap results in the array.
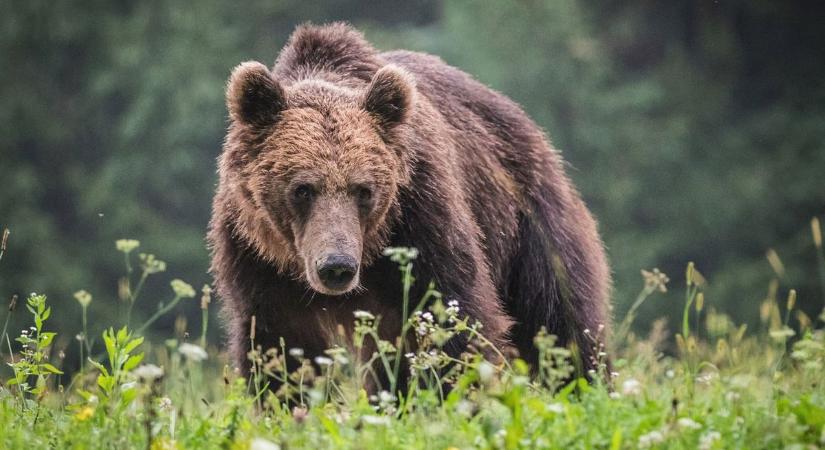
[{"xmin": 1, "ymin": 0, "xmax": 823, "ymax": 346}]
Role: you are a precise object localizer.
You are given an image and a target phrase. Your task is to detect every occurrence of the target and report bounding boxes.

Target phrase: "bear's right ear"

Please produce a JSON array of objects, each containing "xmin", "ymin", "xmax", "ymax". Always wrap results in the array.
[{"xmin": 226, "ymin": 61, "xmax": 286, "ymax": 129}]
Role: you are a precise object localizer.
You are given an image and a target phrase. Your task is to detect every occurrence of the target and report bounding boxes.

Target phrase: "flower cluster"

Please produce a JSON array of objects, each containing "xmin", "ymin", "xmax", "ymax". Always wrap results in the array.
[
  {"xmin": 178, "ymin": 343, "xmax": 207, "ymax": 362},
  {"xmin": 405, "ymin": 348, "xmax": 449, "ymax": 374}
]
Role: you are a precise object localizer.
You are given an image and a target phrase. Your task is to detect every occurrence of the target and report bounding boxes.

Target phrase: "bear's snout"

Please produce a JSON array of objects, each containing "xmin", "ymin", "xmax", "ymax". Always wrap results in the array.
[{"xmin": 316, "ymin": 254, "xmax": 359, "ymax": 292}]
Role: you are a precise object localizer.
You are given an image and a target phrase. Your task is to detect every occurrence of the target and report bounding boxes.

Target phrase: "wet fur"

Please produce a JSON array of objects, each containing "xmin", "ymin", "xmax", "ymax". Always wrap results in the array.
[{"xmin": 208, "ymin": 22, "xmax": 611, "ymax": 380}]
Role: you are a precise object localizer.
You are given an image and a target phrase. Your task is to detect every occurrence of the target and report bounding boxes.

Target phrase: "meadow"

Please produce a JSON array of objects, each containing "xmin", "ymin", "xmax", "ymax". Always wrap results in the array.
[{"xmin": 0, "ymin": 225, "xmax": 824, "ymax": 450}]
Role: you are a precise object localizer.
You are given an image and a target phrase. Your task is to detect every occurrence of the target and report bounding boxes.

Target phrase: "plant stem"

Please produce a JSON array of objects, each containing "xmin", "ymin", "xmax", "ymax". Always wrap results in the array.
[
  {"xmin": 80, "ymin": 305, "xmax": 89, "ymax": 372},
  {"xmin": 127, "ymin": 271, "xmax": 149, "ymax": 327},
  {"xmin": 0, "ymin": 309, "xmax": 10, "ymax": 358},
  {"xmin": 814, "ymin": 239, "xmax": 825, "ymax": 312},
  {"xmin": 613, "ymin": 286, "xmax": 654, "ymax": 347},
  {"xmin": 136, "ymin": 295, "xmax": 182, "ymax": 335},
  {"xmin": 682, "ymin": 285, "xmax": 697, "ymax": 340},
  {"xmin": 0, "ymin": 228, "xmax": 9, "ymax": 264},
  {"xmin": 391, "ymin": 260, "xmax": 413, "ymax": 394},
  {"xmin": 200, "ymin": 307, "xmax": 209, "ymax": 349}
]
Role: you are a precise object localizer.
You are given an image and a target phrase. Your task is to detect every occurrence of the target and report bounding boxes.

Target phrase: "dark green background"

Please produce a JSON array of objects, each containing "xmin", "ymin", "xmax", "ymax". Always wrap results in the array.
[{"xmin": 1, "ymin": 0, "xmax": 823, "ymax": 357}]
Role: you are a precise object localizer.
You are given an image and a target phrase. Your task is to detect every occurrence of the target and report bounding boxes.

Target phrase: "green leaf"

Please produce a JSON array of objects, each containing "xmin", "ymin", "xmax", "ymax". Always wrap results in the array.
[
  {"xmin": 76, "ymin": 389, "xmax": 93, "ymax": 401},
  {"xmin": 123, "ymin": 353, "xmax": 144, "ymax": 372},
  {"xmin": 88, "ymin": 358, "xmax": 109, "ymax": 377},
  {"xmin": 792, "ymin": 395, "xmax": 825, "ymax": 430},
  {"xmin": 103, "ymin": 332, "xmax": 115, "ymax": 361},
  {"xmin": 40, "ymin": 332, "xmax": 56, "ymax": 348},
  {"xmin": 117, "ymin": 326, "xmax": 129, "ymax": 343},
  {"xmin": 120, "ymin": 387, "xmax": 138, "ymax": 407},
  {"xmin": 42, "ymin": 306, "xmax": 51, "ymax": 321},
  {"xmin": 97, "ymin": 374, "xmax": 115, "ymax": 393},
  {"xmin": 610, "ymin": 428, "xmax": 622, "ymax": 450},
  {"xmin": 41, "ymin": 363, "xmax": 63, "ymax": 375},
  {"xmin": 123, "ymin": 336, "xmax": 144, "ymax": 354}
]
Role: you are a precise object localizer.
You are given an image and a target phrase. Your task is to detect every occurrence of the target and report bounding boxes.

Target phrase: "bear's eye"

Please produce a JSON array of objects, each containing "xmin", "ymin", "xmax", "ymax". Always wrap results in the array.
[
  {"xmin": 357, "ymin": 186, "xmax": 373, "ymax": 203},
  {"xmin": 293, "ymin": 184, "xmax": 315, "ymax": 201}
]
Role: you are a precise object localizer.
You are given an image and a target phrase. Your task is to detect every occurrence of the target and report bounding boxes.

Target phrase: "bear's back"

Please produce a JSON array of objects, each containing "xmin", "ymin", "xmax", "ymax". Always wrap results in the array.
[
  {"xmin": 382, "ymin": 50, "xmax": 551, "ymax": 187},
  {"xmin": 382, "ymin": 50, "xmax": 560, "ymax": 288}
]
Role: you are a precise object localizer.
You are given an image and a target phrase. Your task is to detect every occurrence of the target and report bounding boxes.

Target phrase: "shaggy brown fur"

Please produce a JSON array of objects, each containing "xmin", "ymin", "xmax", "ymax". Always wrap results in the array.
[{"xmin": 208, "ymin": 22, "xmax": 611, "ymax": 384}]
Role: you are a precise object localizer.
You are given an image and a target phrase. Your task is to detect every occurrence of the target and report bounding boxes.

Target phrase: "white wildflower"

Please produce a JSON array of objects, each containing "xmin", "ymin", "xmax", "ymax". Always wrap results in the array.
[
  {"xmin": 361, "ymin": 415, "xmax": 391, "ymax": 426},
  {"xmin": 353, "ymin": 310, "xmax": 375, "ymax": 320},
  {"xmin": 250, "ymin": 437, "xmax": 281, "ymax": 450},
  {"xmin": 115, "ymin": 239, "xmax": 140, "ymax": 254},
  {"xmin": 621, "ymin": 378, "xmax": 642, "ymax": 396},
  {"xmin": 378, "ymin": 390, "xmax": 395, "ymax": 403},
  {"xmin": 445, "ymin": 299, "xmax": 460, "ymax": 317},
  {"xmin": 477, "ymin": 361, "xmax": 495, "ymax": 383},
  {"xmin": 677, "ymin": 417, "xmax": 702, "ymax": 430},
  {"xmin": 158, "ymin": 397, "xmax": 173, "ymax": 411},
  {"xmin": 546, "ymin": 403, "xmax": 564, "ymax": 414},
  {"xmin": 288, "ymin": 348, "xmax": 304, "ymax": 358},
  {"xmin": 314, "ymin": 356, "xmax": 333, "ymax": 366},
  {"xmin": 513, "ymin": 375, "xmax": 530, "ymax": 386},
  {"xmin": 178, "ymin": 343, "xmax": 208, "ymax": 362},
  {"xmin": 456, "ymin": 400, "xmax": 474, "ymax": 417},
  {"xmin": 695, "ymin": 372, "xmax": 716, "ymax": 385},
  {"xmin": 638, "ymin": 430, "xmax": 664, "ymax": 448},
  {"xmin": 699, "ymin": 431, "xmax": 721, "ymax": 450},
  {"xmin": 74, "ymin": 290, "xmax": 92, "ymax": 308},
  {"xmin": 493, "ymin": 429, "xmax": 507, "ymax": 447},
  {"xmin": 133, "ymin": 364, "xmax": 164, "ymax": 381},
  {"xmin": 170, "ymin": 279, "xmax": 196, "ymax": 298}
]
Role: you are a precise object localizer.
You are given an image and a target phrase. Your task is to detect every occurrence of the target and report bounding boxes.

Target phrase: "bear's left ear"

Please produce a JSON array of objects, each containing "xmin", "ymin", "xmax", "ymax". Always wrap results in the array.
[{"xmin": 363, "ymin": 65, "xmax": 415, "ymax": 129}]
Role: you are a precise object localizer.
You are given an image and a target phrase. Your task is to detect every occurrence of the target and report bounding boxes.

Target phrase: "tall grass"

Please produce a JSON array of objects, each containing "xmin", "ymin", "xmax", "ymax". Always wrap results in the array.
[{"xmin": 0, "ymin": 228, "xmax": 823, "ymax": 449}]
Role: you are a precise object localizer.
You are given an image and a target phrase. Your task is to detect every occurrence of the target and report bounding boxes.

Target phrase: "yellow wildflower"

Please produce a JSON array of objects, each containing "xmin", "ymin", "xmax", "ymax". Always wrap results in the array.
[{"xmin": 75, "ymin": 406, "xmax": 94, "ymax": 421}]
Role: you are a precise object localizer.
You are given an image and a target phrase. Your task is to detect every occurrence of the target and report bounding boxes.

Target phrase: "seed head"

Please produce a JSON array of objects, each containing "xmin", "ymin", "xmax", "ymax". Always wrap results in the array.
[
  {"xmin": 200, "ymin": 284, "xmax": 212, "ymax": 310},
  {"xmin": 74, "ymin": 290, "xmax": 92, "ymax": 308}
]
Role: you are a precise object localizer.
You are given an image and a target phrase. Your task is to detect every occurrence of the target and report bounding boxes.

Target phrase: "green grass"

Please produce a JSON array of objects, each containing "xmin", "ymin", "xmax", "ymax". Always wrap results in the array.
[{"xmin": 0, "ymin": 233, "xmax": 824, "ymax": 449}]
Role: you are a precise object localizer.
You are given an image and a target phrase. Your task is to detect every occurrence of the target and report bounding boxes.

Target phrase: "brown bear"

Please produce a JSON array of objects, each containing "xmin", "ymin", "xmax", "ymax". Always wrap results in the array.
[{"xmin": 208, "ymin": 23, "xmax": 611, "ymax": 384}]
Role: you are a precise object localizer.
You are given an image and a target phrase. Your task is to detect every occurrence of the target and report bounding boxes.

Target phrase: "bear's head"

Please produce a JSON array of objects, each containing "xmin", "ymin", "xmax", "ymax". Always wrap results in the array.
[{"xmin": 221, "ymin": 61, "xmax": 415, "ymax": 296}]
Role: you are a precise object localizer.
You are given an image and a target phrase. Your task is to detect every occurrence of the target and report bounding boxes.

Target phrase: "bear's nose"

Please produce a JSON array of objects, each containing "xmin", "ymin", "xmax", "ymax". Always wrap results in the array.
[{"xmin": 317, "ymin": 254, "xmax": 359, "ymax": 291}]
